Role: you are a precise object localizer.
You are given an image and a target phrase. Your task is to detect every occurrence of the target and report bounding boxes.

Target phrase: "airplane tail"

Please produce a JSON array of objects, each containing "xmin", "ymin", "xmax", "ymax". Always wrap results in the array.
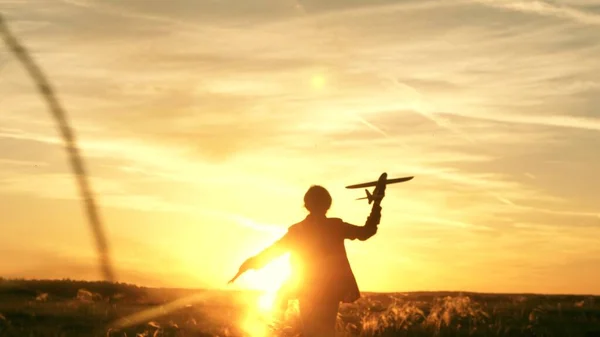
[{"xmin": 356, "ymin": 189, "xmax": 374, "ymax": 204}]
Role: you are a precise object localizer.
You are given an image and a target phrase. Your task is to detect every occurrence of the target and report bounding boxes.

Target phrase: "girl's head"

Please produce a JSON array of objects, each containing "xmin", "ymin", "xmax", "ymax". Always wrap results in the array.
[{"xmin": 304, "ymin": 185, "xmax": 332, "ymax": 215}]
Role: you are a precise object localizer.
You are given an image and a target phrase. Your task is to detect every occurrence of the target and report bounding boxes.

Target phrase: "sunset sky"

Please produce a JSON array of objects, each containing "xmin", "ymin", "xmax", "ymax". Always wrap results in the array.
[{"xmin": 1, "ymin": 0, "xmax": 599, "ymax": 295}]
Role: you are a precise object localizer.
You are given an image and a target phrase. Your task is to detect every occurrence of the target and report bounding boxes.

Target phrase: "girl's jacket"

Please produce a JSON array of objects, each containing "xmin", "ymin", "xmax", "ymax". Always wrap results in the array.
[{"xmin": 247, "ymin": 212, "xmax": 379, "ymax": 303}]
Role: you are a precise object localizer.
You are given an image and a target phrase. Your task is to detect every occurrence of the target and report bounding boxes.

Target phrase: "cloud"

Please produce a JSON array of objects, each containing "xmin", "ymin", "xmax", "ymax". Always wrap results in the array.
[
  {"xmin": 436, "ymin": 111, "xmax": 600, "ymax": 132},
  {"xmin": 474, "ymin": 0, "xmax": 600, "ymax": 26}
]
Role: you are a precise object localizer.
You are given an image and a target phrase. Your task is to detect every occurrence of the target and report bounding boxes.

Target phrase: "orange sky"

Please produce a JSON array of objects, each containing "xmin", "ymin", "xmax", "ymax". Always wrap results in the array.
[{"xmin": 1, "ymin": 0, "xmax": 600, "ymax": 295}]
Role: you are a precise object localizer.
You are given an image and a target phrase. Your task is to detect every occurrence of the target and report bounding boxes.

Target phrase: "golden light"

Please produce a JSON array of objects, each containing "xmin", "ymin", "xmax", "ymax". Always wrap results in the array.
[
  {"xmin": 241, "ymin": 255, "xmax": 292, "ymax": 293},
  {"xmin": 235, "ymin": 254, "xmax": 292, "ymax": 316},
  {"xmin": 239, "ymin": 256, "xmax": 292, "ymax": 337},
  {"xmin": 258, "ymin": 291, "xmax": 277, "ymax": 312},
  {"xmin": 241, "ymin": 313, "xmax": 270, "ymax": 337},
  {"xmin": 240, "ymin": 290, "xmax": 280, "ymax": 337},
  {"xmin": 311, "ymin": 74, "xmax": 326, "ymax": 90}
]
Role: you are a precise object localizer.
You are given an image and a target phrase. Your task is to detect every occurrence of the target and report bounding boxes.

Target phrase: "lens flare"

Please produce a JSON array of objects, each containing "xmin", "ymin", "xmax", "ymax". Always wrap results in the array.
[
  {"xmin": 240, "ymin": 255, "xmax": 292, "ymax": 293},
  {"xmin": 258, "ymin": 290, "xmax": 277, "ymax": 312},
  {"xmin": 238, "ymin": 255, "xmax": 292, "ymax": 336}
]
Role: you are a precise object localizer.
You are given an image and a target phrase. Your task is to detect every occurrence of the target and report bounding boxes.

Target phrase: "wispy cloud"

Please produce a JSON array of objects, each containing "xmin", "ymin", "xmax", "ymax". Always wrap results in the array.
[
  {"xmin": 474, "ymin": 0, "xmax": 600, "ymax": 26},
  {"xmin": 436, "ymin": 111, "xmax": 600, "ymax": 132}
]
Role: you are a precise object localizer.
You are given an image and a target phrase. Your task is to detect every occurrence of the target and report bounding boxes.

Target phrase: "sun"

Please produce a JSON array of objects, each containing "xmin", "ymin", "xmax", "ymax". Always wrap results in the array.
[
  {"xmin": 311, "ymin": 74, "xmax": 326, "ymax": 90},
  {"xmin": 258, "ymin": 291, "xmax": 277, "ymax": 312},
  {"xmin": 239, "ymin": 255, "xmax": 292, "ymax": 337},
  {"xmin": 238, "ymin": 255, "xmax": 292, "ymax": 312},
  {"xmin": 241, "ymin": 255, "xmax": 291, "ymax": 292}
]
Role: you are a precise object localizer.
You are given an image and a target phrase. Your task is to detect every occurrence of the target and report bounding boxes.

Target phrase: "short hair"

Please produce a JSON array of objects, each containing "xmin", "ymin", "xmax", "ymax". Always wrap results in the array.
[{"xmin": 304, "ymin": 185, "xmax": 332, "ymax": 214}]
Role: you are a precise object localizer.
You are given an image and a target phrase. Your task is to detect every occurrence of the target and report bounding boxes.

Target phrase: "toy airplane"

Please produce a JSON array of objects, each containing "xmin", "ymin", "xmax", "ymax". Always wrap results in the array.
[{"xmin": 346, "ymin": 172, "xmax": 413, "ymax": 204}]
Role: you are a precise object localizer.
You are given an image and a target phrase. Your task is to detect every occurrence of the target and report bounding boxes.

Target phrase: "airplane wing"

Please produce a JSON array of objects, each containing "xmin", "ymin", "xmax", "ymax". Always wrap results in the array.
[
  {"xmin": 386, "ymin": 176, "xmax": 414, "ymax": 185},
  {"xmin": 345, "ymin": 176, "xmax": 413, "ymax": 189},
  {"xmin": 345, "ymin": 181, "xmax": 378, "ymax": 189}
]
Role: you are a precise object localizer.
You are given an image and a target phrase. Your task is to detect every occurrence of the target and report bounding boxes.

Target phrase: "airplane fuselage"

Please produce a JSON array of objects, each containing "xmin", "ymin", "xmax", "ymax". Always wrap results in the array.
[
  {"xmin": 371, "ymin": 172, "xmax": 388, "ymax": 203},
  {"xmin": 346, "ymin": 172, "xmax": 413, "ymax": 204}
]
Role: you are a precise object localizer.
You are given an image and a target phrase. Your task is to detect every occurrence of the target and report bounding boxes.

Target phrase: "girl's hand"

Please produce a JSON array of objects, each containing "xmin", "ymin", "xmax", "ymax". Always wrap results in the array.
[{"xmin": 228, "ymin": 257, "xmax": 257, "ymax": 284}]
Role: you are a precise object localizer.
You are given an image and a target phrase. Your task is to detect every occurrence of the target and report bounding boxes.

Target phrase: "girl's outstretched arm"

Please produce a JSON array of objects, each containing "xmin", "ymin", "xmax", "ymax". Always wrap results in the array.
[{"xmin": 229, "ymin": 231, "xmax": 292, "ymax": 283}]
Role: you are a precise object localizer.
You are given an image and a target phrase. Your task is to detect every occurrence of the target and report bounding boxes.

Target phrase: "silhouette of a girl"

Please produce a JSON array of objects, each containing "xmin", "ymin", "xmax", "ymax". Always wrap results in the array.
[{"xmin": 230, "ymin": 185, "xmax": 381, "ymax": 337}]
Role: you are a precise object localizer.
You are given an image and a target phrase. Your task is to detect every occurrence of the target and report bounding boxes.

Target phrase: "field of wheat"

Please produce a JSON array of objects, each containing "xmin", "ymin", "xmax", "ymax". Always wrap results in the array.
[{"xmin": 1, "ymin": 279, "xmax": 599, "ymax": 337}]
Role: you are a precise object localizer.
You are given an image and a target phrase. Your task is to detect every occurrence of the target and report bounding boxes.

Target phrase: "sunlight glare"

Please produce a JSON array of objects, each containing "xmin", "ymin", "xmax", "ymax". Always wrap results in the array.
[
  {"xmin": 258, "ymin": 290, "xmax": 277, "ymax": 312},
  {"xmin": 241, "ymin": 255, "xmax": 291, "ymax": 292},
  {"xmin": 239, "ymin": 256, "xmax": 291, "ymax": 337},
  {"xmin": 241, "ymin": 312, "xmax": 269, "ymax": 337}
]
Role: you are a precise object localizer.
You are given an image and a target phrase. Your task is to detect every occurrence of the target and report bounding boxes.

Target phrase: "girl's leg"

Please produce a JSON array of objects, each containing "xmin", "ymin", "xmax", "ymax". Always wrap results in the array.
[{"xmin": 299, "ymin": 294, "xmax": 340, "ymax": 337}]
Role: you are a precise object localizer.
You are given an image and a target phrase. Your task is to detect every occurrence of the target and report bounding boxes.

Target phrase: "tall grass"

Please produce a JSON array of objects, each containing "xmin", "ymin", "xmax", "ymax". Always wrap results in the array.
[
  {"xmin": 0, "ymin": 280, "xmax": 599, "ymax": 337},
  {"xmin": 273, "ymin": 293, "xmax": 600, "ymax": 337}
]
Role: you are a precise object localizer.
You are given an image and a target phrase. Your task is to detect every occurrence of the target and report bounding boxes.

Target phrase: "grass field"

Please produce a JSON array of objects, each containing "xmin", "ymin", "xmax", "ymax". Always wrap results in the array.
[{"xmin": 1, "ymin": 279, "xmax": 599, "ymax": 337}]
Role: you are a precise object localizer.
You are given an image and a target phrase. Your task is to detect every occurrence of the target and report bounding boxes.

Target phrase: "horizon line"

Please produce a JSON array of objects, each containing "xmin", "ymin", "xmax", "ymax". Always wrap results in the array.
[{"xmin": 2, "ymin": 277, "xmax": 599, "ymax": 297}]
